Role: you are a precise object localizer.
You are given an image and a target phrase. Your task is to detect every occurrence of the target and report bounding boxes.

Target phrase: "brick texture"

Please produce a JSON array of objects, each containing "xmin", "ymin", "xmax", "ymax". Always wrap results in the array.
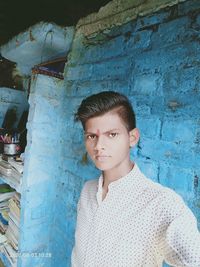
[{"xmin": 57, "ymin": 0, "xmax": 200, "ymax": 266}]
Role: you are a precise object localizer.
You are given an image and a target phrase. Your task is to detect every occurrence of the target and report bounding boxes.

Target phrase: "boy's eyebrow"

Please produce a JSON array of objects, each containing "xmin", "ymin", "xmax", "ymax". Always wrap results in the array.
[
  {"xmin": 84, "ymin": 131, "xmax": 95, "ymax": 136},
  {"xmin": 84, "ymin": 128, "xmax": 120, "ymax": 135}
]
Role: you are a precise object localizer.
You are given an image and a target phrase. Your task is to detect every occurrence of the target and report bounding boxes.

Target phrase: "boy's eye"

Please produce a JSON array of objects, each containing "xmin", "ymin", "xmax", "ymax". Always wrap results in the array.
[
  {"xmin": 108, "ymin": 133, "xmax": 118, "ymax": 138},
  {"xmin": 87, "ymin": 134, "xmax": 96, "ymax": 140}
]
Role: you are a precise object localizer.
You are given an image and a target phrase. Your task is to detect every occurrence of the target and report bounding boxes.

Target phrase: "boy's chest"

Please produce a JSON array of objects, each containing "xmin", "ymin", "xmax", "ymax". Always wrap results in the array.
[
  {"xmin": 79, "ymin": 193, "xmax": 165, "ymax": 266},
  {"xmin": 80, "ymin": 191, "xmax": 164, "ymax": 244}
]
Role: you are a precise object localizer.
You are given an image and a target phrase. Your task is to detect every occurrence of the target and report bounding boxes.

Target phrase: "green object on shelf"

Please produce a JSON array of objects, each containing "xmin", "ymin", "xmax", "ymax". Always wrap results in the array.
[{"xmin": 0, "ymin": 184, "xmax": 15, "ymax": 193}]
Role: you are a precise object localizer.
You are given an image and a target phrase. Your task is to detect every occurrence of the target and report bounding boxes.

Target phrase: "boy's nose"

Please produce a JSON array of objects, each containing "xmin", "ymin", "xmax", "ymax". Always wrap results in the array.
[{"xmin": 94, "ymin": 136, "xmax": 105, "ymax": 151}]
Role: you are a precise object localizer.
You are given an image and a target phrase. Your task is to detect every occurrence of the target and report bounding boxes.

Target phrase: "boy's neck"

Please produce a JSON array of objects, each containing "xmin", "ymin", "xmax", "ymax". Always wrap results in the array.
[{"xmin": 102, "ymin": 160, "xmax": 134, "ymax": 191}]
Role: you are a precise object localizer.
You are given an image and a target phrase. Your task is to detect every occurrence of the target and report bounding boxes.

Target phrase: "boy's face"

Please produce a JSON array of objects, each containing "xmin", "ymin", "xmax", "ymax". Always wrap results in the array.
[{"xmin": 84, "ymin": 111, "xmax": 139, "ymax": 172}]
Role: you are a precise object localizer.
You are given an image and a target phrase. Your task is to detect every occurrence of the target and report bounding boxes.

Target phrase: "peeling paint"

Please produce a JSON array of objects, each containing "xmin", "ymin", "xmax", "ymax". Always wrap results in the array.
[
  {"xmin": 77, "ymin": 0, "xmax": 187, "ymax": 37},
  {"xmin": 168, "ymin": 101, "xmax": 182, "ymax": 110},
  {"xmin": 194, "ymin": 175, "xmax": 199, "ymax": 188},
  {"xmin": 29, "ymin": 30, "xmax": 35, "ymax": 42},
  {"xmin": 81, "ymin": 152, "xmax": 89, "ymax": 165}
]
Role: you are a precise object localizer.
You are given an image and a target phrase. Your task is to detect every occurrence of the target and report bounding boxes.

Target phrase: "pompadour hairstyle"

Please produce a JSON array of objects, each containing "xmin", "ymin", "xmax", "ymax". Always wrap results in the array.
[{"xmin": 74, "ymin": 91, "xmax": 136, "ymax": 131}]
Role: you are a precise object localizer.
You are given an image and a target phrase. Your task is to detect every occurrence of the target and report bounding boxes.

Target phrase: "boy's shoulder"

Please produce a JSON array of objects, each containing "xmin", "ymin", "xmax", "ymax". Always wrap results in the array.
[
  {"xmin": 140, "ymin": 171, "xmax": 187, "ymax": 213},
  {"xmin": 80, "ymin": 178, "xmax": 99, "ymax": 199},
  {"xmin": 83, "ymin": 178, "xmax": 98, "ymax": 189},
  {"xmin": 133, "ymin": 172, "xmax": 194, "ymax": 225}
]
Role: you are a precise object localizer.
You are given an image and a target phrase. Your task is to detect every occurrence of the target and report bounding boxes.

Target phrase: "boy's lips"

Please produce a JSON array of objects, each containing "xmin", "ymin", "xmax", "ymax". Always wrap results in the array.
[{"xmin": 95, "ymin": 155, "xmax": 111, "ymax": 161}]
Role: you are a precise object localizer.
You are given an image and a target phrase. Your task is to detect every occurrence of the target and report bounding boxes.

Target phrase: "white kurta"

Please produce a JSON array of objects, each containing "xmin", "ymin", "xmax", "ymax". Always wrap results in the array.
[{"xmin": 71, "ymin": 164, "xmax": 200, "ymax": 267}]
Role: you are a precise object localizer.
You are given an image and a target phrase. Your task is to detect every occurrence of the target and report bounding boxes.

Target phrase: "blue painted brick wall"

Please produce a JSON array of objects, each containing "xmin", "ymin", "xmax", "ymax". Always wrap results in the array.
[
  {"xmin": 0, "ymin": 87, "xmax": 28, "ymax": 128},
  {"xmin": 18, "ymin": 74, "xmax": 65, "ymax": 267},
  {"xmin": 61, "ymin": 0, "xmax": 200, "ymax": 266}
]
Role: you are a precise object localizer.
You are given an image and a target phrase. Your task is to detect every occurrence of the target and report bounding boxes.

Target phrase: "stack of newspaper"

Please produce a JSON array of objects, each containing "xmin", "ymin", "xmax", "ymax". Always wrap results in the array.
[
  {"xmin": 0, "ymin": 156, "xmax": 23, "ymax": 191},
  {"xmin": 6, "ymin": 193, "xmax": 20, "ymax": 250},
  {"xmin": 3, "ymin": 192, "xmax": 21, "ymax": 266},
  {"xmin": 0, "ymin": 184, "xmax": 15, "ymax": 235},
  {"xmin": 1, "ymin": 241, "xmax": 18, "ymax": 267},
  {"xmin": 0, "ymin": 184, "xmax": 17, "ymax": 266}
]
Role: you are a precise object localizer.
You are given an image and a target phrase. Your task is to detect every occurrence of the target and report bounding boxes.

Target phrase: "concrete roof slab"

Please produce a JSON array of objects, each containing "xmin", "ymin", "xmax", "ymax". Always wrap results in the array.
[{"xmin": 1, "ymin": 22, "xmax": 75, "ymax": 75}]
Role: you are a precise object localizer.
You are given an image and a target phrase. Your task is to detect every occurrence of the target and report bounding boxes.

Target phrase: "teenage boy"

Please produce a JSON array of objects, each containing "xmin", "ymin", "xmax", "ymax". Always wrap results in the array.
[{"xmin": 71, "ymin": 91, "xmax": 200, "ymax": 267}]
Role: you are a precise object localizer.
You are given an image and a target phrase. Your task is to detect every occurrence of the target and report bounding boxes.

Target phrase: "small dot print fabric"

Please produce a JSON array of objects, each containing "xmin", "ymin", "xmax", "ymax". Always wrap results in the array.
[{"xmin": 71, "ymin": 164, "xmax": 200, "ymax": 267}]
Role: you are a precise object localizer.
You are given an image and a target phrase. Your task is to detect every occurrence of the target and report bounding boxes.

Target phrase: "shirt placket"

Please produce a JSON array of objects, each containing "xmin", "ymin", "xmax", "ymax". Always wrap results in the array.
[{"xmin": 83, "ymin": 190, "xmax": 109, "ymax": 266}]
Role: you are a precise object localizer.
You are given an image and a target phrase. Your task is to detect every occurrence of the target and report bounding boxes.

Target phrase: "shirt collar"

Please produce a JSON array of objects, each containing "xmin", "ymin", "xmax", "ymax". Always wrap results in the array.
[{"xmin": 96, "ymin": 163, "xmax": 143, "ymax": 203}]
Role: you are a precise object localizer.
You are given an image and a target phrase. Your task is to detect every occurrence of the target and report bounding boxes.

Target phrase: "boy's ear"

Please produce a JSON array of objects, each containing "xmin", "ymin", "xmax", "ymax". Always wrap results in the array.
[{"xmin": 129, "ymin": 128, "xmax": 140, "ymax": 147}]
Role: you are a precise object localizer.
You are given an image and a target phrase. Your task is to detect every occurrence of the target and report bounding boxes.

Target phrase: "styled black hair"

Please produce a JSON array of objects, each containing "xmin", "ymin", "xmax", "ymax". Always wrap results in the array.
[{"xmin": 74, "ymin": 91, "xmax": 136, "ymax": 131}]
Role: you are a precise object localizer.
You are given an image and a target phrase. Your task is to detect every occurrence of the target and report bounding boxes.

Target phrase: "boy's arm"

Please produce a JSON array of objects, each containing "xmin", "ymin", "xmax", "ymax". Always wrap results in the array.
[{"xmin": 162, "ymin": 201, "xmax": 200, "ymax": 267}]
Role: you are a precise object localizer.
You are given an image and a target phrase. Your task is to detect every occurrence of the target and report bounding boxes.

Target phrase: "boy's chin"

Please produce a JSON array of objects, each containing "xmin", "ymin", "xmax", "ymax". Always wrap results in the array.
[{"xmin": 94, "ymin": 163, "xmax": 113, "ymax": 171}]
